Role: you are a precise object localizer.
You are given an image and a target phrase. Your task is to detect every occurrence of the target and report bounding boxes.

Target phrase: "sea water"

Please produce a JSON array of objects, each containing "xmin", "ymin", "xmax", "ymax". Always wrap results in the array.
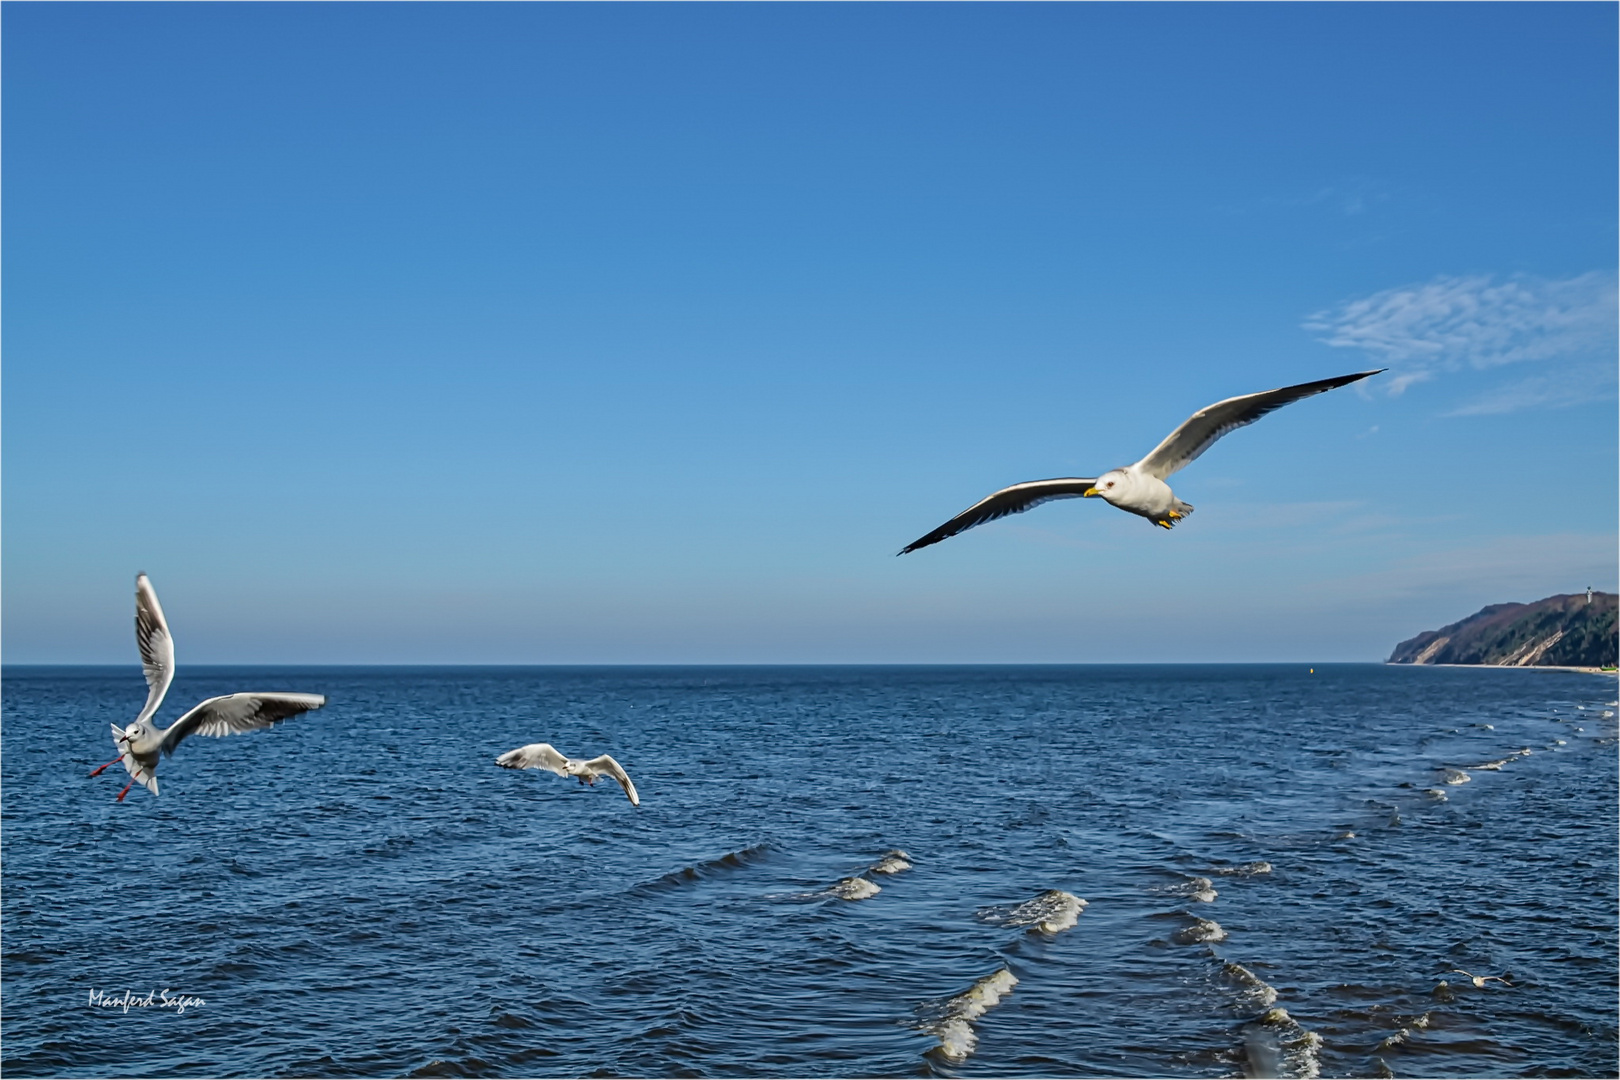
[{"xmin": 3, "ymin": 664, "xmax": 1615, "ymax": 1077}]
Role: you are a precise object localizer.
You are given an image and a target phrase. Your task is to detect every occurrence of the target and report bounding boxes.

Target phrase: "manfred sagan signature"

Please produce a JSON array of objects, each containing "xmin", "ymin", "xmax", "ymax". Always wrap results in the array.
[{"xmin": 88, "ymin": 988, "xmax": 205, "ymax": 1015}]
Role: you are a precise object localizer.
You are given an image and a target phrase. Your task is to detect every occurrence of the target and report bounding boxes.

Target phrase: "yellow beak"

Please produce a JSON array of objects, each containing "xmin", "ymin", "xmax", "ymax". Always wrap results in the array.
[{"xmin": 1082, "ymin": 486, "xmax": 1099, "ymax": 497}]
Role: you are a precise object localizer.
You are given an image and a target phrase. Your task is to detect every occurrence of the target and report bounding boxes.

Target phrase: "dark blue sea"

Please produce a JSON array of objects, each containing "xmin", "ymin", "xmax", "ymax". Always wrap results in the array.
[{"xmin": 3, "ymin": 665, "xmax": 1616, "ymax": 1078}]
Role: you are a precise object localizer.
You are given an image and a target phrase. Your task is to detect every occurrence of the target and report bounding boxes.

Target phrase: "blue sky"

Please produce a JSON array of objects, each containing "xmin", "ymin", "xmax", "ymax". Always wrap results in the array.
[{"xmin": 5, "ymin": 3, "xmax": 1615, "ymax": 664}]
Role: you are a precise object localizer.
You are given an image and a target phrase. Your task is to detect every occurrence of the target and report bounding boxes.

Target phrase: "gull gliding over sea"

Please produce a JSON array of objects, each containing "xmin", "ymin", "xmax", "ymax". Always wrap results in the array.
[
  {"xmin": 899, "ymin": 369, "xmax": 1384, "ymax": 554},
  {"xmin": 87, "ymin": 574, "xmax": 328, "ymax": 801},
  {"xmin": 497, "ymin": 742, "xmax": 641, "ymax": 806}
]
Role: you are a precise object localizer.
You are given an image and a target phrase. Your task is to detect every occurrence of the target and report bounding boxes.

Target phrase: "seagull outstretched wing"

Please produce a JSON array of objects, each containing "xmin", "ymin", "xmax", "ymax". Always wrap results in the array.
[
  {"xmin": 496, "ymin": 742, "xmax": 570, "ymax": 776},
  {"xmin": 579, "ymin": 754, "xmax": 639, "ymax": 806},
  {"xmin": 899, "ymin": 478, "xmax": 1098, "ymax": 555},
  {"xmin": 134, "ymin": 574, "xmax": 175, "ymax": 723},
  {"xmin": 158, "ymin": 693, "xmax": 327, "ymax": 756},
  {"xmin": 1134, "ymin": 369, "xmax": 1383, "ymax": 480}
]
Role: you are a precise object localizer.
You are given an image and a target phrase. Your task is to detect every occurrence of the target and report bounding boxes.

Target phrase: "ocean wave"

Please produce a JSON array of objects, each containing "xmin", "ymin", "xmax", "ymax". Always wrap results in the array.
[
  {"xmin": 918, "ymin": 967, "xmax": 1018, "ymax": 1062},
  {"xmin": 1212, "ymin": 861, "xmax": 1273, "ymax": 877},
  {"xmin": 1440, "ymin": 769, "xmax": 1471, "ymax": 785},
  {"xmin": 1173, "ymin": 917, "xmax": 1227, "ymax": 945},
  {"xmin": 1220, "ymin": 961, "xmax": 1278, "ymax": 1009},
  {"xmin": 1374, "ymin": 1012, "xmax": 1429, "ymax": 1052},
  {"xmin": 1471, "ymin": 748, "xmax": 1532, "ymax": 771},
  {"xmin": 977, "ymin": 889, "xmax": 1087, "ymax": 934},
  {"xmin": 1156, "ymin": 876, "xmax": 1218, "ymax": 903},
  {"xmin": 829, "ymin": 876, "xmax": 880, "ymax": 900},
  {"xmin": 773, "ymin": 848, "xmax": 909, "ymax": 902},
  {"xmin": 635, "ymin": 842, "xmax": 774, "ymax": 892},
  {"xmin": 1241, "ymin": 1007, "xmax": 1323, "ymax": 1079},
  {"xmin": 869, "ymin": 849, "xmax": 912, "ymax": 875},
  {"xmin": 773, "ymin": 874, "xmax": 883, "ymax": 902}
]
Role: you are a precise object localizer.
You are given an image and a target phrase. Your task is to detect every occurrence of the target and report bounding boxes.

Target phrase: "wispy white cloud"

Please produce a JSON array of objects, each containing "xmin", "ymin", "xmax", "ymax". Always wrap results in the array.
[
  {"xmin": 1444, "ymin": 361, "xmax": 1617, "ymax": 417},
  {"xmin": 1303, "ymin": 272, "xmax": 1618, "ymax": 411}
]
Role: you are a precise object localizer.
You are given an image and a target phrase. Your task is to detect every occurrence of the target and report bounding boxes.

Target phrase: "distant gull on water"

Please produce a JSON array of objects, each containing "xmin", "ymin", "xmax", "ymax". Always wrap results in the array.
[
  {"xmin": 497, "ymin": 743, "xmax": 641, "ymax": 806},
  {"xmin": 899, "ymin": 369, "xmax": 1383, "ymax": 553},
  {"xmin": 88, "ymin": 574, "xmax": 327, "ymax": 801}
]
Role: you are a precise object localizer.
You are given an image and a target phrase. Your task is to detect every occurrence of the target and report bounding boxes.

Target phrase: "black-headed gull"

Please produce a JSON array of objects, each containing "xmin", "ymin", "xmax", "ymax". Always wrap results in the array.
[
  {"xmin": 496, "ymin": 742, "xmax": 640, "ymax": 806},
  {"xmin": 899, "ymin": 369, "xmax": 1382, "ymax": 553},
  {"xmin": 87, "ymin": 574, "xmax": 327, "ymax": 801}
]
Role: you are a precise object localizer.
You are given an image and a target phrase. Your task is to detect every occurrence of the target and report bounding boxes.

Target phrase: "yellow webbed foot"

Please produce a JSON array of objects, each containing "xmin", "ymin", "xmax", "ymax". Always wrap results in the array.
[{"xmin": 1156, "ymin": 519, "xmax": 1174, "ymax": 529}]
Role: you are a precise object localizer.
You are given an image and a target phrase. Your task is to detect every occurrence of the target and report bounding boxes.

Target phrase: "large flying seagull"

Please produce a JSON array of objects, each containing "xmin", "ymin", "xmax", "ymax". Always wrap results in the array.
[
  {"xmin": 88, "ymin": 574, "xmax": 327, "ymax": 800},
  {"xmin": 899, "ymin": 369, "xmax": 1383, "ymax": 554}
]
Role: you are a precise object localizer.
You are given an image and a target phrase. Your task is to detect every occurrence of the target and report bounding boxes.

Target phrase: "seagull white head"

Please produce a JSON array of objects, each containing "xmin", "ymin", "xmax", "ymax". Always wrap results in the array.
[{"xmin": 1084, "ymin": 470, "xmax": 1129, "ymax": 503}]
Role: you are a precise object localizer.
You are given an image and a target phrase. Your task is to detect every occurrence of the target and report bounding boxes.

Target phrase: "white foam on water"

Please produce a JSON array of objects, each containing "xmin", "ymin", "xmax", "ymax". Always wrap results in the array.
[
  {"xmin": 1159, "ymin": 876, "xmax": 1218, "ymax": 903},
  {"xmin": 1241, "ymin": 1007, "xmax": 1323, "ymax": 1079},
  {"xmin": 830, "ymin": 876, "xmax": 880, "ymax": 900},
  {"xmin": 951, "ymin": 967, "xmax": 1017, "ymax": 1019},
  {"xmin": 1474, "ymin": 747, "xmax": 1533, "ymax": 770},
  {"xmin": 1378, "ymin": 1010, "xmax": 1432, "ymax": 1050},
  {"xmin": 1221, "ymin": 961, "xmax": 1278, "ymax": 1008},
  {"xmin": 977, "ymin": 889, "xmax": 1087, "ymax": 934},
  {"xmin": 1423, "ymin": 788, "xmax": 1449, "ymax": 801},
  {"xmin": 920, "ymin": 967, "xmax": 1018, "ymax": 1062},
  {"xmin": 1441, "ymin": 768, "xmax": 1471, "ymax": 785},
  {"xmin": 870, "ymin": 849, "xmax": 912, "ymax": 874},
  {"xmin": 1173, "ymin": 917, "xmax": 1227, "ymax": 945},
  {"xmin": 932, "ymin": 1017, "xmax": 977, "ymax": 1061},
  {"xmin": 1213, "ymin": 861, "xmax": 1273, "ymax": 877}
]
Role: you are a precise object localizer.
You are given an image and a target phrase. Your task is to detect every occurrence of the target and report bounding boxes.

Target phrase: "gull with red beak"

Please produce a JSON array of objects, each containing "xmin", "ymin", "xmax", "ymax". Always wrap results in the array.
[
  {"xmin": 899, "ymin": 369, "xmax": 1383, "ymax": 554},
  {"xmin": 87, "ymin": 573, "xmax": 327, "ymax": 801}
]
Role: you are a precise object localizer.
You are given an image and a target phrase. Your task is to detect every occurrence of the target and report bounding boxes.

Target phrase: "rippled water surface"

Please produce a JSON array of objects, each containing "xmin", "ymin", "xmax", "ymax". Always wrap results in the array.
[{"xmin": 4, "ymin": 665, "xmax": 1616, "ymax": 1077}]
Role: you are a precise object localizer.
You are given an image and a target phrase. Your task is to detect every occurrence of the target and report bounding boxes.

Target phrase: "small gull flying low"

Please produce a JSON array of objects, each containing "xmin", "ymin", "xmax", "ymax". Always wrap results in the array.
[
  {"xmin": 88, "ymin": 574, "xmax": 327, "ymax": 801},
  {"xmin": 496, "ymin": 742, "xmax": 640, "ymax": 806},
  {"xmin": 1447, "ymin": 969, "xmax": 1512, "ymax": 989},
  {"xmin": 899, "ymin": 369, "xmax": 1383, "ymax": 554}
]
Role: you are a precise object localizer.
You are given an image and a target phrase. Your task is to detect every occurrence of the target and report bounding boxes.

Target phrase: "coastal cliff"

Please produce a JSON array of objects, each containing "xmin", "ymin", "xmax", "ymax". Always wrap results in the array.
[{"xmin": 1389, "ymin": 592, "xmax": 1618, "ymax": 668}]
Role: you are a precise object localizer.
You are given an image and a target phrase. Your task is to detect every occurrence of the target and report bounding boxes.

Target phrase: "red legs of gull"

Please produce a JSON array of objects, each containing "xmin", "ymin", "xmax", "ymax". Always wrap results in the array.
[
  {"xmin": 116, "ymin": 780, "xmax": 136, "ymax": 802},
  {"xmin": 87, "ymin": 755, "xmax": 126, "ymax": 778}
]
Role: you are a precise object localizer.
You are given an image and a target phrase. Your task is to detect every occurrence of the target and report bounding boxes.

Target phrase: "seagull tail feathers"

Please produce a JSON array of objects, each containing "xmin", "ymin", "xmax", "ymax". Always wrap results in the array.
[{"xmin": 1155, "ymin": 500, "xmax": 1195, "ymax": 529}]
